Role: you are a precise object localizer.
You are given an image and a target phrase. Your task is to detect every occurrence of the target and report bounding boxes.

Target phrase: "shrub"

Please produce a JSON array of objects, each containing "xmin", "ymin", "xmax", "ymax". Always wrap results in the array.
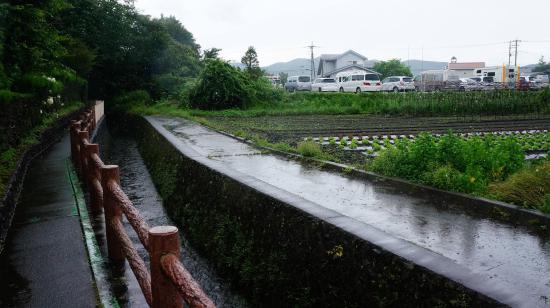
[
  {"xmin": 489, "ymin": 162, "xmax": 550, "ymax": 212},
  {"xmin": 189, "ymin": 59, "xmax": 250, "ymax": 110},
  {"xmin": 297, "ymin": 140, "xmax": 323, "ymax": 158}
]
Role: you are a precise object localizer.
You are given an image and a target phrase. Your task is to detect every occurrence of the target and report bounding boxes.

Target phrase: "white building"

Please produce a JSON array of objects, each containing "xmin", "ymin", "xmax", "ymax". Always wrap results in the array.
[
  {"xmin": 446, "ymin": 56, "xmax": 485, "ymax": 77},
  {"xmin": 317, "ymin": 50, "xmax": 378, "ymax": 78}
]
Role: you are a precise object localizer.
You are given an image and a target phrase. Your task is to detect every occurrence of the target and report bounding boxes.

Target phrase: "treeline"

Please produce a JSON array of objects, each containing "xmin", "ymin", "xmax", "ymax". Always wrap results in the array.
[
  {"xmin": 0, "ymin": 0, "xmax": 201, "ymax": 191},
  {"xmin": 0, "ymin": 0, "xmax": 201, "ymax": 145}
]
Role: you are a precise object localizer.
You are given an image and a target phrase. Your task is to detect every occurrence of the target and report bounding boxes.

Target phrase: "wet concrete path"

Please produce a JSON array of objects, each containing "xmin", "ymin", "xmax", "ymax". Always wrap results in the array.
[
  {"xmin": 0, "ymin": 135, "xmax": 96, "ymax": 307},
  {"xmin": 150, "ymin": 116, "xmax": 550, "ymax": 308},
  {"xmin": 93, "ymin": 124, "xmax": 247, "ymax": 307}
]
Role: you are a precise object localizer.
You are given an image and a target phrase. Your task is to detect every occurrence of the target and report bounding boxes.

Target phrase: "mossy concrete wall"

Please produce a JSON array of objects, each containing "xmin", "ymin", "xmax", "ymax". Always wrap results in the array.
[{"xmin": 129, "ymin": 116, "xmax": 504, "ymax": 307}]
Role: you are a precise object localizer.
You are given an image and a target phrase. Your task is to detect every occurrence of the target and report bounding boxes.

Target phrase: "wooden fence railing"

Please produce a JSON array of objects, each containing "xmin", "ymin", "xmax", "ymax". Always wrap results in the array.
[{"xmin": 70, "ymin": 107, "xmax": 215, "ymax": 308}]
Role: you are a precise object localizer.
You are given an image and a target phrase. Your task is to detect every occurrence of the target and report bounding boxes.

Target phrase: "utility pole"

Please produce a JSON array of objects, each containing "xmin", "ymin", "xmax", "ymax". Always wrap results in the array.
[
  {"xmin": 510, "ymin": 39, "xmax": 521, "ymax": 84},
  {"xmin": 512, "ymin": 39, "xmax": 520, "ymax": 68},
  {"xmin": 306, "ymin": 42, "xmax": 318, "ymax": 81},
  {"xmin": 508, "ymin": 41, "xmax": 512, "ymax": 68}
]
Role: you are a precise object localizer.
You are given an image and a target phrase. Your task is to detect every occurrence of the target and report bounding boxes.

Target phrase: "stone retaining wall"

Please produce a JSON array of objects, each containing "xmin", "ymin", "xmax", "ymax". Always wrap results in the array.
[{"xmin": 130, "ymin": 116, "xmax": 504, "ymax": 307}]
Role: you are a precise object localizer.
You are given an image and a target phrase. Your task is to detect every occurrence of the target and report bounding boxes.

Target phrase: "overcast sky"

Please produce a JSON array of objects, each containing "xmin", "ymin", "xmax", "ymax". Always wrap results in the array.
[{"xmin": 135, "ymin": 0, "xmax": 550, "ymax": 66}]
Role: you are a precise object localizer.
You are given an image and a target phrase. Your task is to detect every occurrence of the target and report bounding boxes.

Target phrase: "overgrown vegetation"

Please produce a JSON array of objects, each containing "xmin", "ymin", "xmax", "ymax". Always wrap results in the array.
[
  {"xmin": 369, "ymin": 132, "xmax": 524, "ymax": 193},
  {"xmin": 297, "ymin": 140, "xmax": 323, "ymax": 158},
  {"xmin": 366, "ymin": 131, "xmax": 550, "ymax": 212},
  {"xmin": 180, "ymin": 90, "xmax": 550, "ymax": 118},
  {"xmin": 490, "ymin": 162, "xmax": 550, "ymax": 213},
  {"xmin": 0, "ymin": 102, "xmax": 83, "ymax": 194}
]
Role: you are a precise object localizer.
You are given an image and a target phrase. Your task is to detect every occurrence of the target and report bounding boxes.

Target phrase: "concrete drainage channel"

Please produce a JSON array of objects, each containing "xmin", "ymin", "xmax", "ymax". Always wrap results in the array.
[{"xmin": 108, "ymin": 114, "xmax": 550, "ymax": 307}]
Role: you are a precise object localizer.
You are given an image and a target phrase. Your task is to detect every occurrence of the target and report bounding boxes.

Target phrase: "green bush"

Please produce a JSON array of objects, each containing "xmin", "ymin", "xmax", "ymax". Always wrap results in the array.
[
  {"xmin": 369, "ymin": 132, "xmax": 525, "ymax": 194},
  {"xmin": 189, "ymin": 59, "xmax": 250, "ymax": 110},
  {"xmin": 297, "ymin": 140, "xmax": 323, "ymax": 158},
  {"xmin": 490, "ymin": 162, "xmax": 550, "ymax": 212}
]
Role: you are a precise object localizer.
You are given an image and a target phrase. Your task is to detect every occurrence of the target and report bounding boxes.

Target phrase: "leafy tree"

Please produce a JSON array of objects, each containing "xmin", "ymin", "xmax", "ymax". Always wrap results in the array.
[
  {"xmin": 60, "ymin": 0, "xmax": 200, "ymax": 100},
  {"xmin": 157, "ymin": 15, "xmax": 200, "ymax": 54},
  {"xmin": 189, "ymin": 59, "xmax": 250, "ymax": 110},
  {"xmin": 241, "ymin": 46, "xmax": 262, "ymax": 80},
  {"xmin": 533, "ymin": 56, "xmax": 550, "ymax": 73},
  {"xmin": 373, "ymin": 59, "xmax": 412, "ymax": 79},
  {"xmin": 202, "ymin": 48, "xmax": 221, "ymax": 60}
]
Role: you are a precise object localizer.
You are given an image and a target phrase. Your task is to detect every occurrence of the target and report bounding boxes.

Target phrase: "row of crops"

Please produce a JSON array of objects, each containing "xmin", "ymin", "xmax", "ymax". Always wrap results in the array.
[{"xmin": 308, "ymin": 130, "xmax": 550, "ymax": 156}]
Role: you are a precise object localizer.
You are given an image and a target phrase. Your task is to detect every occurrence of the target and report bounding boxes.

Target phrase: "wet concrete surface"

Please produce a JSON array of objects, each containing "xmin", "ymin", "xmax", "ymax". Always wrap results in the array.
[
  {"xmin": 92, "ymin": 123, "xmax": 247, "ymax": 307},
  {"xmin": 151, "ymin": 116, "xmax": 550, "ymax": 308},
  {"xmin": 0, "ymin": 135, "xmax": 96, "ymax": 307}
]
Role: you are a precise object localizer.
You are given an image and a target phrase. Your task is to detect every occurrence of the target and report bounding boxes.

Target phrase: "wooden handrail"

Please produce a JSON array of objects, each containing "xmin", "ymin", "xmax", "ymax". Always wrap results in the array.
[
  {"xmin": 161, "ymin": 253, "xmax": 216, "ymax": 308},
  {"xmin": 103, "ymin": 170, "xmax": 151, "ymax": 250},
  {"xmin": 69, "ymin": 106, "xmax": 215, "ymax": 308}
]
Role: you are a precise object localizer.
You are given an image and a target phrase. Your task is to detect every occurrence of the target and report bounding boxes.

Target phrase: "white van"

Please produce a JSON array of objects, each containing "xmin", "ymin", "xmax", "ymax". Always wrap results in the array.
[
  {"xmin": 336, "ymin": 71, "xmax": 381, "ymax": 93},
  {"xmin": 284, "ymin": 75, "xmax": 312, "ymax": 92}
]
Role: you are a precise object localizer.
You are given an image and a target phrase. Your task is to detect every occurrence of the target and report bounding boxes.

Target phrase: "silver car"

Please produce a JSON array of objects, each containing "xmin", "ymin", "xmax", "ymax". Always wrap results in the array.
[
  {"xmin": 458, "ymin": 78, "xmax": 481, "ymax": 91},
  {"xmin": 311, "ymin": 78, "xmax": 338, "ymax": 92},
  {"xmin": 381, "ymin": 76, "xmax": 415, "ymax": 92}
]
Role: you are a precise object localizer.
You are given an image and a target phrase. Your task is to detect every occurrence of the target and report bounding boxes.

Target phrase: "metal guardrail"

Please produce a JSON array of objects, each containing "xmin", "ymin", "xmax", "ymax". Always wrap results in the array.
[{"xmin": 70, "ymin": 107, "xmax": 215, "ymax": 308}]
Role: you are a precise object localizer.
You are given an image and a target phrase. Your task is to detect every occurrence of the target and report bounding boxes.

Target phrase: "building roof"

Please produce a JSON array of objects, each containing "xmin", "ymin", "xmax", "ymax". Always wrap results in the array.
[
  {"xmin": 319, "ymin": 54, "xmax": 339, "ymax": 61},
  {"xmin": 319, "ymin": 50, "xmax": 367, "ymax": 62},
  {"xmin": 339, "ymin": 50, "xmax": 367, "ymax": 61},
  {"xmin": 322, "ymin": 64, "xmax": 379, "ymax": 77},
  {"xmin": 448, "ymin": 62, "xmax": 485, "ymax": 70}
]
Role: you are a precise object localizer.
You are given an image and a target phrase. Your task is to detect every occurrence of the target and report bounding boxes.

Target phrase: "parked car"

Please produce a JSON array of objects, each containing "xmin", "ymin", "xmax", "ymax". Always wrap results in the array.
[
  {"xmin": 311, "ymin": 78, "xmax": 338, "ymax": 92},
  {"xmin": 336, "ymin": 71, "xmax": 381, "ymax": 93},
  {"xmin": 458, "ymin": 78, "xmax": 481, "ymax": 91},
  {"xmin": 284, "ymin": 75, "xmax": 312, "ymax": 92},
  {"xmin": 527, "ymin": 74, "xmax": 549, "ymax": 90},
  {"xmin": 468, "ymin": 76, "xmax": 496, "ymax": 91},
  {"xmin": 381, "ymin": 76, "xmax": 415, "ymax": 92}
]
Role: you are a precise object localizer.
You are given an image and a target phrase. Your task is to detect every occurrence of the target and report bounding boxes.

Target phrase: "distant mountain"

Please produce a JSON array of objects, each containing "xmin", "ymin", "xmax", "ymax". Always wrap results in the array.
[
  {"xmin": 263, "ymin": 58, "xmax": 319, "ymax": 76},
  {"xmin": 404, "ymin": 60, "xmax": 447, "ymax": 76},
  {"xmin": 229, "ymin": 61, "xmax": 246, "ymax": 70}
]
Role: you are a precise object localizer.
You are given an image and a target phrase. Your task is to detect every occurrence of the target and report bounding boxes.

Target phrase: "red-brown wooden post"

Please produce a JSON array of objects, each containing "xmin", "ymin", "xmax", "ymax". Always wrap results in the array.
[
  {"xmin": 149, "ymin": 226, "xmax": 182, "ymax": 308},
  {"xmin": 85, "ymin": 143, "xmax": 102, "ymax": 211},
  {"xmin": 91, "ymin": 106, "xmax": 96, "ymax": 131},
  {"xmin": 83, "ymin": 112, "xmax": 90, "ymax": 131},
  {"xmin": 70, "ymin": 120, "xmax": 78, "ymax": 164},
  {"xmin": 101, "ymin": 165, "xmax": 125, "ymax": 261},
  {"xmin": 78, "ymin": 130, "xmax": 89, "ymax": 180},
  {"xmin": 72, "ymin": 122, "xmax": 83, "ymax": 173}
]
